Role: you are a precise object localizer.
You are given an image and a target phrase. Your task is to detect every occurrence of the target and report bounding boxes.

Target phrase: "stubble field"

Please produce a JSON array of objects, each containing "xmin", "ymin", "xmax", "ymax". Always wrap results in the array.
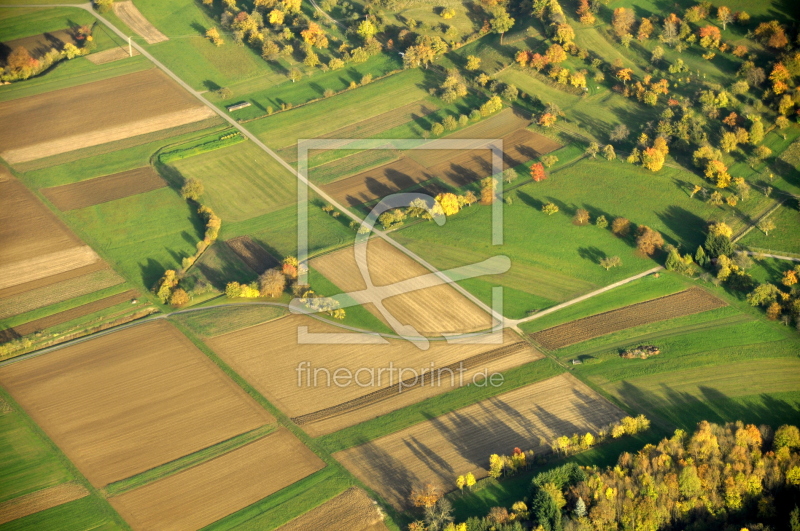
[
  {"xmin": 0, "ymin": 320, "xmax": 274, "ymax": 487},
  {"xmin": 109, "ymin": 428, "xmax": 324, "ymax": 531},
  {"xmin": 335, "ymin": 373, "xmax": 626, "ymax": 509},
  {"xmin": 276, "ymin": 487, "xmax": 388, "ymax": 531},
  {"xmin": 207, "ymin": 314, "xmax": 539, "ymax": 436}
]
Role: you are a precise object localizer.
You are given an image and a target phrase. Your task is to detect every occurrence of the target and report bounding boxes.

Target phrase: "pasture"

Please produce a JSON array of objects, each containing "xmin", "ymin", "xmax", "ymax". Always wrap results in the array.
[
  {"xmin": 172, "ymin": 304, "xmax": 288, "ymax": 338},
  {"xmin": 0, "ymin": 68, "xmax": 215, "ymax": 164},
  {"xmin": 0, "ymin": 320, "xmax": 273, "ymax": 487},
  {"xmin": 108, "ymin": 428, "xmax": 324, "ymax": 531},
  {"xmin": 42, "ymin": 166, "xmax": 166, "ymax": 211},
  {"xmin": 207, "ymin": 313, "xmax": 538, "ymax": 436},
  {"xmin": 334, "ymin": 373, "xmax": 626, "ymax": 509},
  {"xmin": 311, "ymin": 237, "xmax": 493, "ymax": 336},
  {"xmin": 532, "ymin": 287, "xmax": 726, "ymax": 350},
  {"xmin": 277, "ymin": 487, "xmax": 388, "ymax": 531},
  {"xmin": 739, "ymin": 203, "xmax": 800, "ymax": 254},
  {"xmin": 170, "ymin": 141, "xmax": 296, "ymax": 222}
]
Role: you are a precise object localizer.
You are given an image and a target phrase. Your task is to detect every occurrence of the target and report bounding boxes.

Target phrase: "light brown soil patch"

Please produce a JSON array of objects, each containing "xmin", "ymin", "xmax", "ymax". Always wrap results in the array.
[
  {"xmin": 207, "ymin": 314, "xmax": 537, "ymax": 436},
  {"xmin": 225, "ymin": 235, "xmax": 278, "ymax": 274},
  {"xmin": 0, "ymin": 173, "xmax": 100, "ymax": 289},
  {"xmin": 321, "ymin": 157, "xmax": 432, "ymax": 207},
  {"xmin": 277, "ymin": 487, "xmax": 388, "ymax": 531},
  {"xmin": 531, "ymin": 288, "xmax": 727, "ymax": 350},
  {"xmin": 0, "ymin": 483, "xmax": 89, "ymax": 525},
  {"xmin": 42, "ymin": 167, "xmax": 165, "ymax": 211},
  {"xmin": 109, "ymin": 428, "xmax": 324, "ymax": 531},
  {"xmin": 0, "ymin": 69, "xmax": 214, "ymax": 164},
  {"xmin": 0, "ymin": 261, "xmax": 106, "ymax": 301},
  {"xmin": 0, "ymin": 268, "xmax": 124, "ymax": 320},
  {"xmin": 0, "ymin": 320, "xmax": 274, "ymax": 487},
  {"xmin": 86, "ymin": 46, "xmax": 140, "ymax": 65},
  {"xmin": 311, "ymin": 237, "xmax": 492, "ymax": 336},
  {"xmin": 11, "ymin": 290, "xmax": 138, "ymax": 337},
  {"xmin": 0, "ymin": 29, "xmax": 77, "ymax": 65},
  {"xmin": 112, "ymin": 1, "xmax": 169, "ymax": 44},
  {"xmin": 335, "ymin": 373, "xmax": 626, "ymax": 509}
]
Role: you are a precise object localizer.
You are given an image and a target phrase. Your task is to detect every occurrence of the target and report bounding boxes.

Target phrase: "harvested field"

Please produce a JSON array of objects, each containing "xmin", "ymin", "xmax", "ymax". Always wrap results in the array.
[
  {"xmin": 0, "ymin": 483, "xmax": 89, "ymax": 526},
  {"xmin": 112, "ymin": 1, "xmax": 168, "ymax": 44},
  {"xmin": 42, "ymin": 167, "xmax": 165, "ymax": 211},
  {"xmin": 311, "ymin": 238, "xmax": 492, "ymax": 336},
  {"xmin": 321, "ymin": 157, "xmax": 432, "ymax": 207},
  {"xmin": 86, "ymin": 46, "xmax": 140, "ymax": 65},
  {"xmin": 309, "ymin": 150, "xmax": 400, "ymax": 185},
  {"xmin": 109, "ymin": 428, "xmax": 325, "ymax": 531},
  {"xmin": 0, "ymin": 69, "xmax": 215, "ymax": 164},
  {"xmin": 226, "ymin": 235, "xmax": 278, "ymax": 274},
  {"xmin": 277, "ymin": 487, "xmax": 388, "ymax": 531},
  {"xmin": 0, "ymin": 320, "xmax": 274, "ymax": 487},
  {"xmin": 531, "ymin": 288, "xmax": 727, "ymax": 350},
  {"xmin": 10, "ymin": 290, "xmax": 138, "ymax": 337},
  {"xmin": 0, "ymin": 173, "xmax": 101, "ymax": 289},
  {"xmin": 207, "ymin": 314, "xmax": 538, "ymax": 436},
  {"xmin": 0, "ymin": 29, "xmax": 78, "ymax": 65},
  {"xmin": 0, "ymin": 268, "xmax": 124, "ymax": 320},
  {"xmin": 335, "ymin": 373, "xmax": 626, "ymax": 509},
  {"xmin": 0, "ymin": 261, "xmax": 106, "ymax": 301}
]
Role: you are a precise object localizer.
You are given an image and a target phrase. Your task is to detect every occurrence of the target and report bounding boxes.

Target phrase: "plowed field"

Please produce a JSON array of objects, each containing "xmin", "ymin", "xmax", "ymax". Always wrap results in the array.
[{"xmin": 42, "ymin": 167, "xmax": 165, "ymax": 211}]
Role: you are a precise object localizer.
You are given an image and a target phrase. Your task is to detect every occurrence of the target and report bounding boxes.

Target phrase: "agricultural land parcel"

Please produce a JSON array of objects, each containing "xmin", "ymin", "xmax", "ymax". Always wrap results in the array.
[
  {"xmin": 42, "ymin": 166, "xmax": 166, "ymax": 211},
  {"xmin": 0, "ymin": 320, "xmax": 273, "ymax": 487},
  {"xmin": 207, "ymin": 313, "xmax": 539, "ymax": 436},
  {"xmin": 0, "ymin": 68, "xmax": 215, "ymax": 164},
  {"xmin": 311, "ymin": 237, "xmax": 493, "ymax": 336},
  {"xmin": 109, "ymin": 428, "xmax": 324, "ymax": 531},
  {"xmin": 335, "ymin": 373, "xmax": 626, "ymax": 509},
  {"xmin": 276, "ymin": 487, "xmax": 388, "ymax": 531}
]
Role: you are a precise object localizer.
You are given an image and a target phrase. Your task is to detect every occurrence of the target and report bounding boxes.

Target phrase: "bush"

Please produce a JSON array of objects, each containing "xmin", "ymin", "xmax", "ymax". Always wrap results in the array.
[{"xmin": 94, "ymin": 0, "xmax": 113, "ymax": 13}]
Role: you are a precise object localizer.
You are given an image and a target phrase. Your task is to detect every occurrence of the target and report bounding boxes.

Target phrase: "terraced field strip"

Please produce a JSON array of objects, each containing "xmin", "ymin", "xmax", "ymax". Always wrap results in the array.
[
  {"xmin": 225, "ymin": 235, "xmax": 278, "ymax": 275},
  {"xmin": 335, "ymin": 373, "xmax": 626, "ymax": 509},
  {"xmin": 0, "ymin": 68, "xmax": 215, "ymax": 163},
  {"xmin": 311, "ymin": 237, "xmax": 492, "ymax": 336},
  {"xmin": 112, "ymin": 1, "xmax": 168, "ymax": 44},
  {"xmin": 0, "ymin": 482, "xmax": 89, "ymax": 526},
  {"xmin": 0, "ymin": 268, "xmax": 124, "ymax": 320},
  {"xmin": 277, "ymin": 487, "xmax": 388, "ymax": 531},
  {"xmin": 42, "ymin": 167, "xmax": 165, "ymax": 211},
  {"xmin": 10, "ymin": 290, "xmax": 139, "ymax": 337},
  {"xmin": 207, "ymin": 314, "xmax": 539, "ymax": 436},
  {"xmin": 531, "ymin": 288, "xmax": 727, "ymax": 350},
  {"xmin": 0, "ymin": 320, "xmax": 274, "ymax": 487},
  {"xmin": 86, "ymin": 46, "xmax": 141, "ymax": 64},
  {"xmin": 109, "ymin": 428, "xmax": 324, "ymax": 531}
]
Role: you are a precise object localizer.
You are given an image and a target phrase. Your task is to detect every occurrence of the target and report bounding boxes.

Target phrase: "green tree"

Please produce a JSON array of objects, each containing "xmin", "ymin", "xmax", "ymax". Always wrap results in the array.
[
  {"xmin": 542, "ymin": 202, "xmax": 559, "ymax": 215},
  {"xmin": 490, "ymin": 8, "xmax": 515, "ymax": 44},
  {"xmin": 695, "ymin": 245, "xmax": 708, "ymax": 267},
  {"xmin": 356, "ymin": 19, "xmax": 376, "ymax": 41},
  {"xmin": 180, "ymin": 178, "xmax": 204, "ymax": 201},
  {"xmin": 679, "ymin": 465, "xmax": 702, "ymax": 498},
  {"xmin": 600, "ymin": 256, "xmax": 622, "ymax": 270}
]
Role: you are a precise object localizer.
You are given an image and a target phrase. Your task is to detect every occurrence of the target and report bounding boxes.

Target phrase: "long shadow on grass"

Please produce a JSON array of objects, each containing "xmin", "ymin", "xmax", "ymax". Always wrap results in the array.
[{"xmin": 656, "ymin": 205, "xmax": 708, "ymax": 250}]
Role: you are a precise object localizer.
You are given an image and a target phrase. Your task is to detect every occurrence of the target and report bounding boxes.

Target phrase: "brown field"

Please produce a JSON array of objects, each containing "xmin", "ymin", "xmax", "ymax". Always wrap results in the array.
[
  {"xmin": 112, "ymin": 1, "xmax": 169, "ymax": 44},
  {"xmin": 0, "ymin": 268, "xmax": 124, "ymax": 320},
  {"xmin": 207, "ymin": 313, "xmax": 538, "ymax": 436},
  {"xmin": 335, "ymin": 373, "xmax": 626, "ymax": 509},
  {"xmin": 11, "ymin": 290, "xmax": 138, "ymax": 337},
  {"xmin": 0, "ymin": 173, "xmax": 102, "ymax": 289},
  {"xmin": 321, "ymin": 156, "xmax": 432, "ymax": 207},
  {"xmin": 0, "ymin": 320, "xmax": 274, "ymax": 487},
  {"xmin": 531, "ymin": 288, "xmax": 727, "ymax": 350},
  {"xmin": 86, "ymin": 46, "xmax": 140, "ymax": 65},
  {"xmin": 0, "ymin": 69, "xmax": 215, "ymax": 164},
  {"xmin": 0, "ymin": 483, "xmax": 89, "ymax": 526},
  {"xmin": 226, "ymin": 235, "xmax": 278, "ymax": 274},
  {"xmin": 311, "ymin": 237, "xmax": 493, "ymax": 336},
  {"xmin": 0, "ymin": 262, "xmax": 106, "ymax": 301},
  {"xmin": 0, "ymin": 29, "xmax": 77, "ymax": 65},
  {"xmin": 109, "ymin": 428, "xmax": 324, "ymax": 531},
  {"xmin": 42, "ymin": 167, "xmax": 165, "ymax": 211},
  {"xmin": 309, "ymin": 149, "xmax": 400, "ymax": 183},
  {"xmin": 277, "ymin": 487, "xmax": 388, "ymax": 531}
]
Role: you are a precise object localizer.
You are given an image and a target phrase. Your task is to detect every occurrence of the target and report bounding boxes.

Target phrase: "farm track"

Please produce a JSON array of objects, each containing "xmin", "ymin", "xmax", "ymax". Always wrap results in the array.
[
  {"xmin": 531, "ymin": 288, "xmax": 727, "ymax": 350},
  {"xmin": 291, "ymin": 340, "xmax": 531, "ymax": 426}
]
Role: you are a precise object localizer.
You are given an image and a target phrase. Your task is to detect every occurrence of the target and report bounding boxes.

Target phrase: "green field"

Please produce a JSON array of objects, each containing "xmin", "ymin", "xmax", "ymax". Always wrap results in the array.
[
  {"xmin": 170, "ymin": 141, "xmax": 297, "ymax": 223},
  {"xmin": 740, "ymin": 203, "xmax": 800, "ymax": 254},
  {"xmin": 0, "ymin": 7, "xmax": 95, "ymax": 41},
  {"xmin": 171, "ymin": 304, "xmax": 288, "ymax": 338}
]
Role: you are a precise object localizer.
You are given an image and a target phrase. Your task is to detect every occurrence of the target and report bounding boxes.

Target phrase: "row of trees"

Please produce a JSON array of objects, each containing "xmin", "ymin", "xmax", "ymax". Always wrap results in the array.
[{"xmin": 2, "ymin": 25, "xmax": 94, "ymax": 82}]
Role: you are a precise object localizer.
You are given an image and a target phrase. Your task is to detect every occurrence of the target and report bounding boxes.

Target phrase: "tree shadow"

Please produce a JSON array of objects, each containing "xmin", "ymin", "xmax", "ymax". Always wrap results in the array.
[
  {"xmin": 202, "ymin": 79, "xmax": 221, "ymax": 92},
  {"xmin": 656, "ymin": 205, "xmax": 709, "ymax": 249},
  {"xmin": 577, "ymin": 246, "xmax": 607, "ymax": 264},
  {"xmin": 139, "ymin": 257, "xmax": 165, "ymax": 289}
]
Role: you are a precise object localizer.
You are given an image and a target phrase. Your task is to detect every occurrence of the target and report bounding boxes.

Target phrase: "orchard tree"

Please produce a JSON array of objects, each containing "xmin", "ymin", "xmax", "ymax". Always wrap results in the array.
[
  {"xmin": 573, "ymin": 208, "xmax": 590, "ymax": 225},
  {"xmin": 356, "ymin": 19, "xmax": 376, "ymax": 41},
  {"xmin": 611, "ymin": 217, "xmax": 631, "ymax": 236},
  {"xmin": 403, "ymin": 44, "xmax": 435, "ymax": 69},
  {"xmin": 603, "ymin": 144, "xmax": 616, "ymax": 160},
  {"xmin": 636, "ymin": 226, "xmax": 664, "ymax": 255},
  {"xmin": 542, "ymin": 202, "xmax": 559, "ymax": 215},
  {"xmin": 600, "ymin": 256, "xmax": 622, "ymax": 270},
  {"xmin": 641, "ymin": 147, "xmax": 665, "ymax": 172},
  {"xmin": 465, "ymin": 55, "xmax": 481, "ymax": 71},
  {"xmin": 530, "ymin": 162, "xmax": 546, "ymax": 182},
  {"xmin": 612, "ymin": 7, "xmax": 635, "ymax": 37},
  {"xmin": 490, "ymin": 8, "xmax": 515, "ymax": 44},
  {"xmin": 181, "ymin": 178, "xmax": 204, "ymax": 200},
  {"xmin": 610, "ymin": 124, "xmax": 630, "ymax": 142},
  {"xmin": 259, "ymin": 268, "xmax": 286, "ymax": 297},
  {"xmin": 717, "ymin": 6, "xmax": 734, "ymax": 30},
  {"xmin": 757, "ymin": 218, "xmax": 776, "ymax": 236}
]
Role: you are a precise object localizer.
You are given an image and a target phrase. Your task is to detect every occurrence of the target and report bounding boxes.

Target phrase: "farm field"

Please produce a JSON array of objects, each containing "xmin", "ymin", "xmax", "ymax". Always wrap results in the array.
[
  {"xmin": 170, "ymin": 141, "xmax": 296, "ymax": 222},
  {"xmin": 532, "ymin": 287, "xmax": 727, "ymax": 350},
  {"xmin": 0, "ymin": 483, "xmax": 88, "ymax": 526},
  {"xmin": 41, "ymin": 166, "xmax": 165, "ymax": 211},
  {"xmin": 0, "ymin": 320, "xmax": 273, "ymax": 487},
  {"xmin": 0, "ymin": 68, "xmax": 215, "ymax": 164},
  {"xmin": 335, "ymin": 373, "xmax": 626, "ymax": 509},
  {"xmin": 739, "ymin": 203, "xmax": 800, "ymax": 254},
  {"xmin": 207, "ymin": 313, "xmax": 538, "ymax": 436},
  {"xmin": 171, "ymin": 303, "xmax": 288, "ymax": 338},
  {"xmin": 112, "ymin": 1, "xmax": 167, "ymax": 44},
  {"xmin": 276, "ymin": 487, "xmax": 388, "ymax": 531},
  {"xmin": 311, "ymin": 237, "xmax": 493, "ymax": 336},
  {"xmin": 224, "ymin": 235, "xmax": 279, "ymax": 275},
  {"xmin": 108, "ymin": 428, "xmax": 324, "ymax": 531}
]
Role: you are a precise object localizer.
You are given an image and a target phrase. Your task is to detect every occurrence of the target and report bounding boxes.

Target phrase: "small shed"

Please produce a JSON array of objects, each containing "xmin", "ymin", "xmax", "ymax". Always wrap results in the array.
[
  {"xmin": 227, "ymin": 101, "xmax": 251, "ymax": 112},
  {"xmin": 571, "ymin": 359, "xmax": 582, "ymax": 365}
]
